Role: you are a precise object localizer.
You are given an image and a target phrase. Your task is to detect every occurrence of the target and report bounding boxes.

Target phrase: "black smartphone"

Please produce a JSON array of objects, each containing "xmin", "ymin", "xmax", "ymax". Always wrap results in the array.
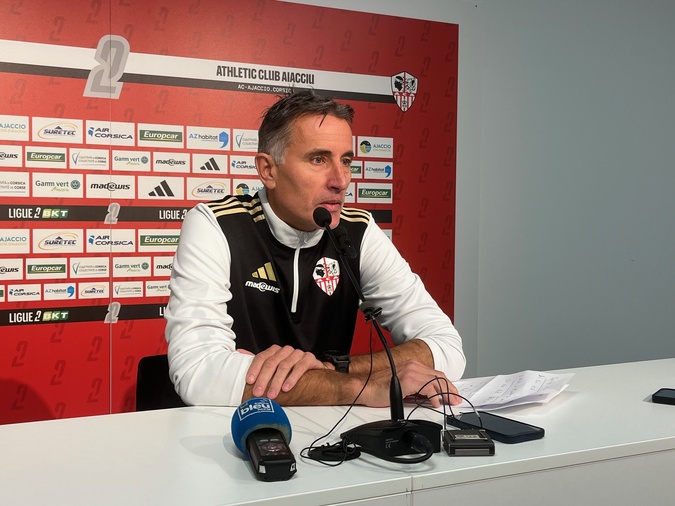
[
  {"xmin": 447, "ymin": 411, "xmax": 545, "ymax": 444},
  {"xmin": 652, "ymin": 388, "xmax": 675, "ymax": 406}
]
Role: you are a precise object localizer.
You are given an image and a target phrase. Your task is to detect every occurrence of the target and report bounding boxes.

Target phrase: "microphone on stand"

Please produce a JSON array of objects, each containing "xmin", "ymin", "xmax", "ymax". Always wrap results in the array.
[{"xmin": 312, "ymin": 207, "xmax": 441, "ymax": 462}]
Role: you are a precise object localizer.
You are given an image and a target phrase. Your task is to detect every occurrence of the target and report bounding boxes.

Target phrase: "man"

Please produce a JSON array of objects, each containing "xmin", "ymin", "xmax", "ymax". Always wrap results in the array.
[{"xmin": 164, "ymin": 90, "xmax": 465, "ymax": 408}]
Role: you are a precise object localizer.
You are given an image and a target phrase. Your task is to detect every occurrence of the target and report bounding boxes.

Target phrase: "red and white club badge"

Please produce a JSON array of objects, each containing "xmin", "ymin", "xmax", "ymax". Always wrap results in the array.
[
  {"xmin": 313, "ymin": 257, "xmax": 340, "ymax": 296},
  {"xmin": 391, "ymin": 71, "xmax": 418, "ymax": 112}
]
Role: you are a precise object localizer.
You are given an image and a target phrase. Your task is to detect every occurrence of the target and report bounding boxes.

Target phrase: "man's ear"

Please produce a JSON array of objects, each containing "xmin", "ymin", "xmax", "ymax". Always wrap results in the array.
[{"xmin": 255, "ymin": 153, "xmax": 276, "ymax": 189}]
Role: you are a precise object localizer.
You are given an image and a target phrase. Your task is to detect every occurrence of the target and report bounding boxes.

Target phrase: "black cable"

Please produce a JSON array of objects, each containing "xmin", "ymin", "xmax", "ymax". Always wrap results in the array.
[
  {"xmin": 301, "ymin": 327, "xmax": 483, "ymax": 466},
  {"xmin": 406, "ymin": 377, "xmax": 483, "ymax": 429},
  {"xmin": 356, "ymin": 436, "xmax": 434, "ymax": 464},
  {"xmin": 300, "ymin": 323, "xmax": 377, "ymax": 466}
]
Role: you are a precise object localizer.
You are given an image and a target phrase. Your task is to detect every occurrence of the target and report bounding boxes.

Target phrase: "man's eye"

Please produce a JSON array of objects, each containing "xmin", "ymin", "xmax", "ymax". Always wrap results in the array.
[
  {"xmin": 342, "ymin": 159, "xmax": 353, "ymax": 167},
  {"xmin": 311, "ymin": 156, "xmax": 324, "ymax": 164}
]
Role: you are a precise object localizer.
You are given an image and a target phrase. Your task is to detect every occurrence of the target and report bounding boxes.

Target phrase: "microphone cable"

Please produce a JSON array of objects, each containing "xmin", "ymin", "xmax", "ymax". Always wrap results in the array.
[
  {"xmin": 300, "ymin": 323, "xmax": 378, "ymax": 466},
  {"xmin": 406, "ymin": 376, "xmax": 484, "ymax": 432}
]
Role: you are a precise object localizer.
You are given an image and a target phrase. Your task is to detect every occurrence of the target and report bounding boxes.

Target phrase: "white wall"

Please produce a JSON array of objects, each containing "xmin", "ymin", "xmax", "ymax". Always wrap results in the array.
[{"xmin": 284, "ymin": 0, "xmax": 675, "ymax": 377}]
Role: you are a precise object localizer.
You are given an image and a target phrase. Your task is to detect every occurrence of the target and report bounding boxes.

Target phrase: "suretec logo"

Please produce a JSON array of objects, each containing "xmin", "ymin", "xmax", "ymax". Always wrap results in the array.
[
  {"xmin": 38, "ymin": 233, "xmax": 78, "ymax": 250},
  {"xmin": 32, "ymin": 117, "xmax": 83, "ymax": 144},
  {"xmin": 37, "ymin": 123, "xmax": 78, "ymax": 139}
]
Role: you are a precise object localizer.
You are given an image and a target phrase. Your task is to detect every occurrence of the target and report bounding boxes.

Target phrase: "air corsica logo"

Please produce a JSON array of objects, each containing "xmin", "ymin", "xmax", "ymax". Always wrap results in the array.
[{"xmin": 391, "ymin": 71, "xmax": 418, "ymax": 112}]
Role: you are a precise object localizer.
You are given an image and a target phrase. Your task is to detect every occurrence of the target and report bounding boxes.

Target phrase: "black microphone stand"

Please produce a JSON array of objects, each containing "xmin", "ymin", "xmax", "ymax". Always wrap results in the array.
[{"xmin": 313, "ymin": 208, "xmax": 441, "ymax": 461}]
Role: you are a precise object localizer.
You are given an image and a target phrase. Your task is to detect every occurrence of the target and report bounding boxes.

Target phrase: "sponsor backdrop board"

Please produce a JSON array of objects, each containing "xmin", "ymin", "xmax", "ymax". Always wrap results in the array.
[{"xmin": 0, "ymin": 0, "xmax": 458, "ymax": 423}]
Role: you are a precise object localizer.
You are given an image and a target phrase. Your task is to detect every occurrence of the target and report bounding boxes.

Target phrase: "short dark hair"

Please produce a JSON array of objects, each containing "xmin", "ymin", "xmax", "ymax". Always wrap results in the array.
[{"xmin": 258, "ymin": 89, "xmax": 354, "ymax": 163}]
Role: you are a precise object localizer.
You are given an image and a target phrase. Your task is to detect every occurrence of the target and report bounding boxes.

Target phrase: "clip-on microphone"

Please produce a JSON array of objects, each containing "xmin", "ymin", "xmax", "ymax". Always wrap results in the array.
[{"xmin": 312, "ymin": 207, "xmax": 441, "ymax": 463}]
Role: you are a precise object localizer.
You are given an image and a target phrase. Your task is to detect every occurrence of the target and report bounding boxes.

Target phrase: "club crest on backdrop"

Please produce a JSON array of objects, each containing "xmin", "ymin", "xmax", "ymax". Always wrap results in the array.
[{"xmin": 391, "ymin": 71, "xmax": 418, "ymax": 112}]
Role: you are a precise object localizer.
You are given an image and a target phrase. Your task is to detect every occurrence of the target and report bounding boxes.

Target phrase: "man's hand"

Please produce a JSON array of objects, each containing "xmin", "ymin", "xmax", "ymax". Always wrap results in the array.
[
  {"xmin": 358, "ymin": 360, "xmax": 461, "ymax": 408},
  {"xmin": 242, "ymin": 345, "xmax": 328, "ymax": 400}
]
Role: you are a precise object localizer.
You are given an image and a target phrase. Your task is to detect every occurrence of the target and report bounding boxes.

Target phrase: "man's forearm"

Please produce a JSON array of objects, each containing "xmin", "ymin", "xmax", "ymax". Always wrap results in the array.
[
  {"xmin": 349, "ymin": 338, "xmax": 433, "ymax": 376},
  {"xmin": 242, "ymin": 369, "xmax": 367, "ymax": 406}
]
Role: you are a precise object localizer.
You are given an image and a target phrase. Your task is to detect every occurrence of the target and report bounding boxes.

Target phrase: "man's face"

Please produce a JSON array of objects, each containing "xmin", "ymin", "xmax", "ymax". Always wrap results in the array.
[{"xmin": 261, "ymin": 114, "xmax": 354, "ymax": 231}]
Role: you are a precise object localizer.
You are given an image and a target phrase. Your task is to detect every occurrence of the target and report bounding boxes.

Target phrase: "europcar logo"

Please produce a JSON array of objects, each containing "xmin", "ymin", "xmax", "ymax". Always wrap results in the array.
[
  {"xmin": 139, "ymin": 130, "xmax": 182, "ymax": 142},
  {"xmin": 138, "ymin": 230, "xmax": 180, "ymax": 252},
  {"xmin": 359, "ymin": 188, "xmax": 392, "ymax": 199},
  {"xmin": 357, "ymin": 183, "xmax": 393, "ymax": 204},
  {"xmin": 27, "ymin": 151, "xmax": 66, "ymax": 163},
  {"xmin": 139, "ymin": 234, "xmax": 179, "ymax": 247},
  {"xmin": 27, "ymin": 264, "xmax": 67, "ymax": 275},
  {"xmin": 138, "ymin": 123, "xmax": 184, "ymax": 148}
]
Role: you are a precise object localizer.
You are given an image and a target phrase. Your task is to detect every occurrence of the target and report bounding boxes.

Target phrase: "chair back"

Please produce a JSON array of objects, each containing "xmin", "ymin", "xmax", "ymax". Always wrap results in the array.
[{"xmin": 136, "ymin": 354, "xmax": 187, "ymax": 411}]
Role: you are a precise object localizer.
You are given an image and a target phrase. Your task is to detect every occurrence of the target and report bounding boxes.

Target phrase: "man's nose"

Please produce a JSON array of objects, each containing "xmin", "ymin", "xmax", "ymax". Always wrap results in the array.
[{"xmin": 328, "ymin": 159, "xmax": 350, "ymax": 190}]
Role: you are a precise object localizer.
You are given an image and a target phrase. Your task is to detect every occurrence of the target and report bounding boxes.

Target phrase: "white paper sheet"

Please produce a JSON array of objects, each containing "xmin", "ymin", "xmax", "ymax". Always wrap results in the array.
[{"xmin": 453, "ymin": 370, "xmax": 574, "ymax": 410}]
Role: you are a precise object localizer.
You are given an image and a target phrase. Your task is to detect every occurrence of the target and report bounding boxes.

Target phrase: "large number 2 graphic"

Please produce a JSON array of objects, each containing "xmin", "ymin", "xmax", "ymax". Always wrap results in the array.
[{"xmin": 84, "ymin": 35, "xmax": 130, "ymax": 99}]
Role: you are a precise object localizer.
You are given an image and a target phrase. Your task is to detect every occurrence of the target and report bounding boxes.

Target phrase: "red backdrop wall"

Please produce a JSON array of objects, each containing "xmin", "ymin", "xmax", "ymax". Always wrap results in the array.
[{"xmin": 0, "ymin": 0, "xmax": 458, "ymax": 423}]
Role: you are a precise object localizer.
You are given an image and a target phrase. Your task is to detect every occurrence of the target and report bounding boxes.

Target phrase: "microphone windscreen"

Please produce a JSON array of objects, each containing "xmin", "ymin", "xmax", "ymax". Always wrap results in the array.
[
  {"xmin": 230, "ymin": 397, "xmax": 292, "ymax": 456},
  {"xmin": 313, "ymin": 207, "xmax": 332, "ymax": 228}
]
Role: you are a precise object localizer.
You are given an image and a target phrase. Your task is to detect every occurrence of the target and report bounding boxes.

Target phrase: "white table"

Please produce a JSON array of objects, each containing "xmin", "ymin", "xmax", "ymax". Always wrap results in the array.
[{"xmin": 1, "ymin": 358, "xmax": 674, "ymax": 506}]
